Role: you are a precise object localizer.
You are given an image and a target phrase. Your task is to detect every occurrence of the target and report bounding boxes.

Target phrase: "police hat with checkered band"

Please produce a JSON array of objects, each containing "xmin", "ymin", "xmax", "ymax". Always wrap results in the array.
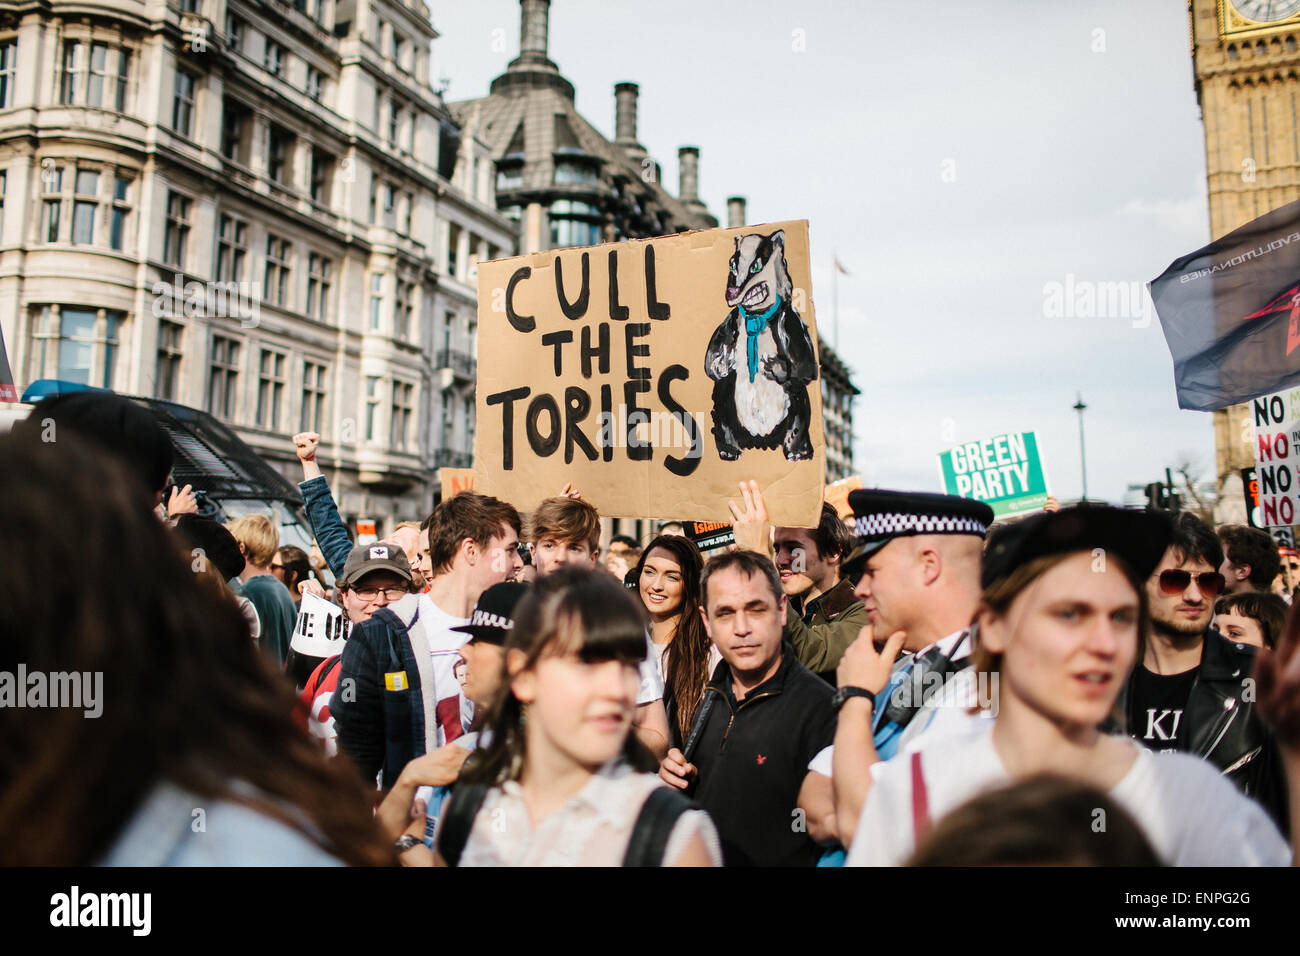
[
  {"xmin": 451, "ymin": 581, "xmax": 530, "ymax": 645},
  {"xmin": 841, "ymin": 489, "xmax": 995, "ymax": 580}
]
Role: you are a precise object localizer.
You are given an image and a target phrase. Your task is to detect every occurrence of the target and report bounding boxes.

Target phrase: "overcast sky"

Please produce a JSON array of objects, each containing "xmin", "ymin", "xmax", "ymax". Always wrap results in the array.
[{"xmin": 430, "ymin": 0, "xmax": 1214, "ymax": 504}]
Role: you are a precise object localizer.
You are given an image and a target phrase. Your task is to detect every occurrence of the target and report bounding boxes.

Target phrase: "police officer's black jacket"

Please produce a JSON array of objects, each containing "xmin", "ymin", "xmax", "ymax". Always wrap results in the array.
[
  {"xmin": 1111, "ymin": 628, "xmax": 1289, "ymax": 834},
  {"xmin": 685, "ymin": 642, "xmax": 835, "ymax": 866}
]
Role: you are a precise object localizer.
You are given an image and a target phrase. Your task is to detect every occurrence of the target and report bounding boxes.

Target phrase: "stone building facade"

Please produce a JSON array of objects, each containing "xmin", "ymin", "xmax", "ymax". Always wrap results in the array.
[{"xmin": 0, "ymin": 0, "xmax": 515, "ymax": 532}]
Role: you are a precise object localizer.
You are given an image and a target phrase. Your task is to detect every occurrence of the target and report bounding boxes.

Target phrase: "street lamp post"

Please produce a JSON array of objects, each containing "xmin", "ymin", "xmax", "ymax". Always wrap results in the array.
[{"xmin": 1073, "ymin": 393, "xmax": 1088, "ymax": 503}]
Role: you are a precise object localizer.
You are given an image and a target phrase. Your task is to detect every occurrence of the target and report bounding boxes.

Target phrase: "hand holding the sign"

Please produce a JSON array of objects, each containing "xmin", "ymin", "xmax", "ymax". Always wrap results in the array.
[
  {"xmin": 558, "ymin": 482, "xmax": 582, "ymax": 500},
  {"xmin": 728, "ymin": 480, "xmax": 773, "ymax": 557},
  {"xmin": 299, "ymin": 578, "xmax": 326, "ymax": 600},
  {"xmin": 837, "ymin": 624, "xmax": 906, "ymax": 697},
  {"xmin": 293, "ymin": 431, "xmax": 323, "ymax": 481}
]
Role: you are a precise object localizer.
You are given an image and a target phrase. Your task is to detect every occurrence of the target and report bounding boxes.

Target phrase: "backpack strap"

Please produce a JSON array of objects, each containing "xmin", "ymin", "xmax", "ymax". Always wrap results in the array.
[
  {"xmin": 621, "ymin": 786, "xmax": 697, "ymax": 867},
  {"xmin": 436, "ymin": 782, "xmax": 489, "ymax": 868}
]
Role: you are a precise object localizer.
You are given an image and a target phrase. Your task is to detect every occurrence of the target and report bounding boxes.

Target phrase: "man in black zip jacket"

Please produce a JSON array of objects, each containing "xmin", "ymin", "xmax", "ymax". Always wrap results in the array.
[
  {"xmin": 659, "ymin": 550, "xmax": 836, "ymax": 865},
  {"xmin": 1114, "ymin": 511, "xmax": 1288, "ymax": 832}
]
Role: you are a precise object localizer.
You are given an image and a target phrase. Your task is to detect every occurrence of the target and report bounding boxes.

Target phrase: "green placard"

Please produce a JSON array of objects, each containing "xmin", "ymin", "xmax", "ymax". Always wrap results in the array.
[{"xmin": 938, "ymin": 431, "xmax": 1049, "ymax": 517}]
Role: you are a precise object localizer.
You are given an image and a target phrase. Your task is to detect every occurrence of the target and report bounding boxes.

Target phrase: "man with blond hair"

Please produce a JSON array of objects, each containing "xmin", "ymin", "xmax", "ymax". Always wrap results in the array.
[{"xmin": 227, "ymin": 513, "xmax": 297, "ymax": 667}]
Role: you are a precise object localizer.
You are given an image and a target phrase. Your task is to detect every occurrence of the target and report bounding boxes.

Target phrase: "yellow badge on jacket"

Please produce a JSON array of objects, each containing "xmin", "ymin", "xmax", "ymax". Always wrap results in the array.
[{"xmin": 384, "ymin": 671, "xmax": 409, "ymax": 692}]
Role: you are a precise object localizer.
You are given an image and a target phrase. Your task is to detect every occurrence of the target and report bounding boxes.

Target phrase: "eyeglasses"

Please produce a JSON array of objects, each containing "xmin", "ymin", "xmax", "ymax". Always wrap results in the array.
[
  {"xmin": 1157, "ymin": 570, "xmax": 1225, "ymax": 598},
  {"xmin": 352, "ymin": 585, "xmax": 410, "ymax": 602}
]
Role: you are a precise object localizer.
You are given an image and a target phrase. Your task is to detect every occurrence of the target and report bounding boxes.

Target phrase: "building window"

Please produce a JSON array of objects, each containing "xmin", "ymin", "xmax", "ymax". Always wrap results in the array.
[
  {"xmin": 226, "ymin": 14, "xmax": 243, "ymax": 51},
  {"xmin": 0, "ymin": 170, "xmax": 5, "ymax": 238},
  {"xmin": 87, "ymin": 42, "xmax": 109, "ymax": 107},
  {"xmin": 60, "ymin": 42, "xmax": 82, "ymax": 105},
  {"xmin": 215, "ymin": 214, "xmax": 247, "ymax": 283},
  {"xmin": 172, "ymin": 68, "xmax": 196, "ymax": 136},
  {"xmin": 394, "ymin": 279, "xmax": 411, "ymax": 340},
  {"xmin": 267, "ymin": 124, "xmax": 293, "ymax": 185},
  {"xmin": 309, "ymin": 148, "xmax": 333, "ymax": 204},
  {"xmin": 301, "ymin": 360, "xmax": 326, "ymax": 433},
  {"xmin": 402, "ymin": 191, "xmax": 413, "ymax": 236},
  {"xmin": 391, "ymin": 381, "xmax": 413, "ymax": 450},
  {"xmin": 179, "ymin": 0, "xmax": 200, "ymax": 13},
  {"xmin": 464, "ymin": 396, "xmax": 475, "ymax": 452},
  {"xmin": 156, "ymin": 320, "xmax": 184, "ymax": 400},
  {"xmin": 388, "ymin": 100, "xmax": 400, "ymax": 145},
  {"xmin": 256, "ymin": 349, "xmax": 286, "ymax": 430},
  {"xmin": 0, "ymin": 39, "xmax": 16, "ymax": 109},
  {"xmin": 369, "ymin": 273, "xmax": 384, "ymax": 330},
  {"xmin": 164, "ymin": 191, "xmax": 191, "ymax": 267},
  {"xmin": 221, "ymin": 98, "xmax": 251, "ymax": 163},
  {"xmin": 497, "ymin": 166, "xmax": 523, "ymax": 191},
  {"xmin": 264, "ymin": 40, "xmax": 283, "ymax": 77},
  {"xmin": 554, "ymin": 159, "xmax": 599, "ymax": 185},
  {"xmin": 29, "ymin": 306, "xmax": 122, "ymax": 388},
  {"xmin": 447, "ymin": 223, "xmax": 461, "ymax": 277},
  {"xmin": 110, "ymin": 174, "xmax": 131, "ymax": 251},
  {"xmin": 306, "ymin": 66, "xmax": 322, "ymax": 100},
  {"xmin": 41, "ymin": 165, "xmax": 63, "ymax": 242},
  {"xmin": 208, "ymin": 335, "xmax": 240, "ymax": 420},
  {"xmin": 264, "ymin": 234, "xmax": 291, "ymax": 307},
  {"xmin": 549, "ymin": 199, "xmax": 602, "ymax": 249},
  {"xmin": 382, "ymin": 183, "xmax": 396, "ymax": 228},
  {"xmin": 115, "ymin": 47, "xmax": 130, "ymax": 111},
  {"xmin": 71, "ymin": 168, "xmax": 98, "ymax": 245},
  {"xmin": 306, "ymin": 253, "xmax": 332, "ymax": 321},
  {"xmin": 364, "ymin": 376, "xmax": 381, "ymax": 441}
]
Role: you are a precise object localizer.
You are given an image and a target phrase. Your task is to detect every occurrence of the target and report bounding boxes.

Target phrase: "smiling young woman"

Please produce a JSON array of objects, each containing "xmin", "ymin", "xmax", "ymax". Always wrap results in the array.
[
  {"xmin": 404, "ymin": 567, "xmax": 721, "ymax": 867},
  {"xmin": 846, "ymin": 506, "xmax": 1293, "ymax": 867},
  {"xmin": 633, "ymin": 535, "xmax": 720, "ymax": 748}
]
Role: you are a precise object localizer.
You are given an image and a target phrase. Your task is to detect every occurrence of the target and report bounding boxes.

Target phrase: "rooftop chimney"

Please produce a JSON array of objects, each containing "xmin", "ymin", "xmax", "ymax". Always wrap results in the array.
[
  {"xmin": 614, "ymin": 82, "xmax": 639, "ymax": 146},
  {"xmin": 678, "ymin": 146, "xmax": 700, "ymax": 205},
  {"xmin": 519, "ymin": 0, "xmax": 550, "ymax": 62},
  {"xmin": 727, "ymin": 196, "xmax": 747, "ymax": 228}
]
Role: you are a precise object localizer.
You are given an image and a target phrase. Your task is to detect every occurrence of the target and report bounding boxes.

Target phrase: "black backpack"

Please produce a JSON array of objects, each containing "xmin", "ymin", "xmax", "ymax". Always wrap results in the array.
[{"xmin": 437, "ymin": 782, "xmax": 698, "ymax": 867}]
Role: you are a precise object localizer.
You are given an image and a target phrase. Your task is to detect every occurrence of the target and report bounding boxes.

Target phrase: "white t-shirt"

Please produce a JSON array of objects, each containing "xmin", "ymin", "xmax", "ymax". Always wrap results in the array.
[
  {"xmin": 637, "ymin": 632, "xmax": 664, "ymax": 705},
  {"xmin": 418, "ymin": 593, "xmax": 472, "ymax": 746},
  {"xmin": 436, "ymin": 757, "xmax": 722, "ymax": 867},
  {"xmin": 845, "ymin": 724, "xmax": 1291, "ymax": 867}
]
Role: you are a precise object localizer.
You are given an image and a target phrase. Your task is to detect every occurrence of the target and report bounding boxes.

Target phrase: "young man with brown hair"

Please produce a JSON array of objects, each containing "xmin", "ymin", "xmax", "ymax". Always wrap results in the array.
[
  {"xmin": 527, "ymin": 494, "xmax": 672, "ymax": 759},
  {"xmin": 334, "ymin": 491, "xmax": 523, "ymax": 788}
]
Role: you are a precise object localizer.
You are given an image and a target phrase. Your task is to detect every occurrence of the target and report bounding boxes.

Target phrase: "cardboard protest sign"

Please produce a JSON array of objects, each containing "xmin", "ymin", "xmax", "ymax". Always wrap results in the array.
[
  {"xmin": 684, "ymin": 520, "xmax": 736, "ymax": 552},
  {"xmin": 473, "ymin": 221, "xmax": 825, "ymax": 526},
  {"xmin": 1251, "ymin": 388, "xmax": 1300, "ymax": 527},
  {"xmin": 440, "ymin": 467, "xmax": 476, "ymax": 500},
  {"xmin": 937, "ymin": 432, "xmax": 1049, "ymax": 517},
  {"xmin": 289, "ymin": 591, "xmax": 351, "ymax": 659}
]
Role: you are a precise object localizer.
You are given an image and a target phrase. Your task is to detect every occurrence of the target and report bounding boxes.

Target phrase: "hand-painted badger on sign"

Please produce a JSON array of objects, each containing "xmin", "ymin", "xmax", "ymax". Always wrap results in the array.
[{"xmin": 704, "ymin": 229, "xmax": 818, "ymax": 462}]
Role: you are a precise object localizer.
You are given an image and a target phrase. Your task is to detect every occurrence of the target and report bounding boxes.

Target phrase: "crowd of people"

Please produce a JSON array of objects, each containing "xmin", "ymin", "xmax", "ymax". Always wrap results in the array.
[{"xmin": 3, "ymin": 392, "xmax": 1300, "ymax": 867}]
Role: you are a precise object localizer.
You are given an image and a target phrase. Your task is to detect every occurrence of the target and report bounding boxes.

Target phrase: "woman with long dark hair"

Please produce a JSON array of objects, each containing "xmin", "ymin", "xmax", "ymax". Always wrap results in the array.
[
  {"xmin": 632, "ymin": 534, "xmax": 719, "ymax": 748},
  {"xmin": 0, "ymin": 430, "xmax": 389, "ymax": 866},
  {"xmin": 406, "ymin": 567, "xmax": 720, "ymax": 866}
]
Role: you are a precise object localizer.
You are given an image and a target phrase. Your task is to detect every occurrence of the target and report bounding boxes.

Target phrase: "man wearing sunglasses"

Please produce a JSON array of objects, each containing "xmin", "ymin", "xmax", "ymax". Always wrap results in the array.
[{"xmin": 1119, "ymin": 512, "xmax": 1288, "ymax": 829}]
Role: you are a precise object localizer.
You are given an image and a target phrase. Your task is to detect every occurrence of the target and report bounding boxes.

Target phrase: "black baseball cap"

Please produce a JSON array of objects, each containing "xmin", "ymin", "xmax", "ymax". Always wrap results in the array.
[
  {"xmin": 451, "ymin": 581, "xmax": 530, "ymax": 644},
  {"xmin": 338, "ymin": 542, "xmax": 413, "ymax": 587},
  {"xmin": 981, "ymin": 505, "xmax": 1174, "ymax": 591},
  {"xmin": 842, "ymin": 489, "xmax": 995, "ymax": 580}
]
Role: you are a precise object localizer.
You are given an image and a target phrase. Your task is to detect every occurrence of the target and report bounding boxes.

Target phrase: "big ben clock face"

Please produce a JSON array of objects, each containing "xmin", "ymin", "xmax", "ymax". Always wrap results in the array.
[
  {"xmin": 1220, "ymin": 0, "xmax": 1300, "ymax": 38},
  {"xmin": 1231, "ymin": 1, "xmax": 1300, "ymax": 22}
]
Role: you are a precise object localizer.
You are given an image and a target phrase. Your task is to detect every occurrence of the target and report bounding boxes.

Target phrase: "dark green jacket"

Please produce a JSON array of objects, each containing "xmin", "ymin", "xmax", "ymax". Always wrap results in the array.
[{"xmin": 784, "ymin": 578, "xmax": 869, "ymax": 683}]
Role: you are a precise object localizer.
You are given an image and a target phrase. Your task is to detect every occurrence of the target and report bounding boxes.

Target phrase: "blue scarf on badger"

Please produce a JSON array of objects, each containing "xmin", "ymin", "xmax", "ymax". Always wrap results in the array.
[{"xmin": 738, "ymin": 297, "xmax": 783, "ymax": 383}]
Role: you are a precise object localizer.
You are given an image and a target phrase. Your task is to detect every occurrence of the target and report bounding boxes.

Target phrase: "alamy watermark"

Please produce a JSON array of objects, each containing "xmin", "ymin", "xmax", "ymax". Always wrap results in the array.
[
  {"xmin": 1042, "ymin": 274, "xmax": 1153, "ymax": 329},
  {"xmin": 152, "ymin": 273, "xmax": 261, "ymax": 328},
  {"xmin": 0, "ymin": 664, "xmax": 102, "ymax": 718}
]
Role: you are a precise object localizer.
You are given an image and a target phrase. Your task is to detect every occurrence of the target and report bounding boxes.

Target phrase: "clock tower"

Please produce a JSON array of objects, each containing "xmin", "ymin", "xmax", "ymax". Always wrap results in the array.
[{"xmin": 1191, "ymin": 1, "xmax": 1300, "ymax": 497}]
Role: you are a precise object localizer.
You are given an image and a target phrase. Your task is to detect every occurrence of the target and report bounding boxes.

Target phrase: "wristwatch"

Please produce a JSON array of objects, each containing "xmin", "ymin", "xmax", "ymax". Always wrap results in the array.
[
  {"xmin": 832, "ymin": 686, "xmax": 876, "ymax": 712},
  {"xmin": 394, "ymin": 834, "xmax": 423, "ymax": 854}
]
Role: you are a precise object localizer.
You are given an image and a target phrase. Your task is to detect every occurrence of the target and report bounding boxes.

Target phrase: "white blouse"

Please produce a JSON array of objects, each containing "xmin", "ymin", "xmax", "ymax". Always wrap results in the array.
[{"xmin": 444, "ymin": 758, "xmax": 722, "ymax": 867}]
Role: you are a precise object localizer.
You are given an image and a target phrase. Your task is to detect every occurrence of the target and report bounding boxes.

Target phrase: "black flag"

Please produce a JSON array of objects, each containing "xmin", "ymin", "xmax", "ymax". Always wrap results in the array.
[{"xmin": 1150, "ymin": 197, "xmax": 1300, "ymax": 411}]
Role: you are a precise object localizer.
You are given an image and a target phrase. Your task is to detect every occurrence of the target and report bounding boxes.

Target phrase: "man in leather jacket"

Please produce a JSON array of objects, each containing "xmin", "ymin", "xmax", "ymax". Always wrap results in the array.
[{"xmin": 1112, "ymin": 512, "xmax": 1289, "ymax": 832}]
